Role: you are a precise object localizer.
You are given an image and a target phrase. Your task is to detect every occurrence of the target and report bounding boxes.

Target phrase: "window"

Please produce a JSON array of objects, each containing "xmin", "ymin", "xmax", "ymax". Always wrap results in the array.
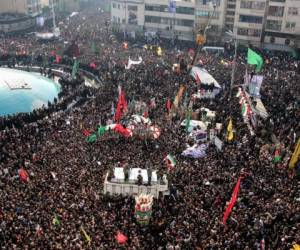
[
  {"xmin": 161, "ymin": 17, "xmax": 171, "ymax": 25},
  {"xmin": 176, "ymin": 7, "xmax": 195, "ymax": 15},
  {"xmin": 270, "ymin": 0, "xmax": 285, "ymax": 2},
  {"xmin": 210, "ymin": 25, "xmax": 219, "ymax": 31},
  {"xmin": 227, "ymin": 10, "xmax": 235, "ymax": 15},
  {"xmin": 176, "ymin": 19, "xmax": 194, "ymax": 27},
  {"xmin": 196, "ymin": 10, "xmax": 219, "ymax": 19},
  {"xmin": 199, "ymin": 0, "xmax": 221, "ymax": 6},
  {"xmin": 227, "ymin": 4, "xmax": 236, "ymax": 9},
  {"xmin": 288, "ymin": 7, "xmax": 298, "ymax": 15},
  {"xmin": 128, "ymin": 5, "xmax": 137, "ymax": 11},
  {"xmin": 196, "ymin": 10, "xmax": 209, "ymax": 17},
  {"xmin": 237, "ymin": 28, "xmax": 261, "ymax": 37},
  {"xmin": 285, "ymin": 21, "xmax": 296, "ymax": 30},
  {"xmin": 266, "ymin": 20, "xmax": 282, "ymax": 31},
  {"xmin": 225, "ymin": 17, "xmax": 234, "ymax": 23},
  {"xmin": 226, "ymin": 24, "xmax": 234, "ymax": 29},
  {"xmin": 240, "ymin": 1, "xmax": 266, "ymax": 10},
  {"xmin": 145, "ymin": 16, "xmax": 194, "ymax": 27},
  {"xmin": 268, "ymin": 6, "xmax": 284, "ymax": 17},
  {"xmin": 239, "ymin": 15, "xmax": 263, "ymax": 23},
  {"xmin": 145, "ymin": 4, "xmax": 167, "ymax": 12},
  {"xmin": 285, "ymin": 39, "xmax": 290, "ymax": 45},
  {"xmin": 112, "ymin": 3, "xmax": 116, "ymax": 8},
  {"xmin": 270, "ymin": 37, "xmax": 275, "ymax": 43},
  {"xmin": 145, "ymin": 15, "xmax": 161, "ymax": 23}
]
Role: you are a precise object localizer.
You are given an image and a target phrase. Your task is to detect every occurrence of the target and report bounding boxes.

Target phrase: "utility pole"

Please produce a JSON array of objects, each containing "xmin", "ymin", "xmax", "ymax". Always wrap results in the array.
[
  {"xmin": 124, "ymin": 0, "xmax": 127, "ymax": 40},
  {"xmin": 228, "ymin": 31, "xmax": 238, "ymax": 97},
  {"xmin": 189, "ymin": 4, "xmax": 216, "ymax": 70}
]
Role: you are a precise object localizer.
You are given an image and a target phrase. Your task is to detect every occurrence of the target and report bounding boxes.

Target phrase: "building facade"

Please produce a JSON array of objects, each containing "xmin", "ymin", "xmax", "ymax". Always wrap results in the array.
[
  {"xmin": 111, "ymin": 0, "xmax": 196, "ymax": 41},
  {"xmin": 233, "ymin": 0, "xmax": 300, "ymax": 48},
  {"xmin": 195, "ymin": 0, "xmax": 226, "ymax": 44},
  {"xmin": 111, "ymin": 0, "xmax": 300, "ymax": 49},
  {"xmin": 111, "ymin": 0, "xmax": 145, "ymax": 31},
  {"xmin": 0, "ymin": 0, "xmax": 42, "ymax": 17},
  {"xmin": 144, "ymin": 0, "xmax": 195, "ymax": 41}
]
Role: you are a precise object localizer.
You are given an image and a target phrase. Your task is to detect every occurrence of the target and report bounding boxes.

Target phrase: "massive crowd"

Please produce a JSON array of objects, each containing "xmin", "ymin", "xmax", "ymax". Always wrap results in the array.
[{"xmin": 0, "ymin": 5, "xmax": 299, "ymax": 250}]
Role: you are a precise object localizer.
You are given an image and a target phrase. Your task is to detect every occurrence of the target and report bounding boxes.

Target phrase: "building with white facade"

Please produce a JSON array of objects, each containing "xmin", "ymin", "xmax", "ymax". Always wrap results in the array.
[
  {"xmin": 111, "ymin": 0, "xmax": 196, "ymax": 40},
  {"xmin": 144, "ymin": 0, "xmax": 195, "ymax": 40},
  {"xmin": 233, "ymin": 0, "xmax": 300, "ymax": 48},
  {"xmin": 111, "ymin": 0, "xmax": 300, "ymax": 49}
]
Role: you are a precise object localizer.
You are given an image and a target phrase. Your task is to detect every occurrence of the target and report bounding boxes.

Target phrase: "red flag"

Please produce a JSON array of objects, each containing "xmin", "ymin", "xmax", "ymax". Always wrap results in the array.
[
  {"xmin": 166, "ymin": 98, "xmax": 171, "ymax": 112},
  {"xmin": 19, "ymin": 168, "xmax": 29, "ymax": 182},
  {"xmin": 115, "ymin": 90, "xmax": 127, "ymax": 122},
  {"xmin": 115, "ymin": 231, "xmax": 128, "ymax": 244},
  {"xmin": 113, "ymin": 124, "xmax": 132, "ymax": 138},
  {"xmin": 89, "ymin": 62, "xmax": 96, "ymax": 69},
  {"xmin": 50, "ymin": 50, "xmax": 56, "ymax": 56},
  {"xmin": 55, "ymin": 55, "xmax": 62, "ymax": 64},
  {"xmin": 222, "ymin": 176, "xmax": 242, "ymax": 225},
  {"xmin": 143, "ymin": 110, "xmax": 149, "ymax": 118},
  {"xmin": 82, "ymin": 128, "xmax": 91, "ymax": 137}
]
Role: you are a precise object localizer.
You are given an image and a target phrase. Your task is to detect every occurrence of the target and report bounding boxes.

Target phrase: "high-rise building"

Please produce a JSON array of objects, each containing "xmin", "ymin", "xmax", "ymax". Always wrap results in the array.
[{"xmin": 111, "ymin": 0, "xmax": 300, "ymax": 49}]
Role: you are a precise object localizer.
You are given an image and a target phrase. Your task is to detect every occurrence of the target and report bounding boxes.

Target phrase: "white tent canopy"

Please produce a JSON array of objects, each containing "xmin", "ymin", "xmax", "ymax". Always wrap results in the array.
[{"xmin": 190, "ymin": 66, "xmax": 221, "ymax": 88}]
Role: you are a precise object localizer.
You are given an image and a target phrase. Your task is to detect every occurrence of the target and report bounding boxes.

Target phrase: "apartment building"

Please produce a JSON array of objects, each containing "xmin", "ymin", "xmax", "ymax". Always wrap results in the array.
[
  {"xmin": 111, "ymin": 0, "xmax": 300, "ymax": 48},
  {"xmin": 144, "ymin": 0, "xmax": 195, "ymax": 40},
  {"xmin": 0, "ymin": 0, "xmax": 42, "ymax": 17},
  {"xmin": 264, "ymin": 0, "xmax": 300, "ymax": 47},
  {"xmin": 111, "ymin": 0, "xmax": 196, "ymax": 41},
  {"xmin": 111, "ymin": 0, "xmax": 145, "ymax": 30},
  {"xmin": 233, "ymin": 0, "xmax": 300, "ymax": 48}
]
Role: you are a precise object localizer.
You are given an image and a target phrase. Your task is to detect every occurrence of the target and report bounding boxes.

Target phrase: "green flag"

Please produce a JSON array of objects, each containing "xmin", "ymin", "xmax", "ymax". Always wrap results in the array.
[
  {"xmin": 273, "ymin": 148, "xmax": 281, "ymax": 163},
  {"xmin": 72, "ymin": 59, "xmax": 79, "ymax": 79},
  {"xmin": 91, "ymin": 41, "xmax": 97, "ymax": 54},
  {"xmin": 86, "ymin": 134, "xmax": 97, "ymax": 143},
  {"xmin": 247, "ymin": 48, "xmax": 263, "ymax": 73},
  {"xmin": 97, "ymin": 126, "xmax": 107, "ymax": 136},
  {"xmin": 52, "ymin": 214, "xmax": 60, "ymax": 226}
]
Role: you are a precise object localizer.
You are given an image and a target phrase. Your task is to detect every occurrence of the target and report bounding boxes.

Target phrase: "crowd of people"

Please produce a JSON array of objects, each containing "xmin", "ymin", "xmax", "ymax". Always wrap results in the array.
[{"xmin": 0, "ymin": 5, "xmax": 299, "ymax": 250}]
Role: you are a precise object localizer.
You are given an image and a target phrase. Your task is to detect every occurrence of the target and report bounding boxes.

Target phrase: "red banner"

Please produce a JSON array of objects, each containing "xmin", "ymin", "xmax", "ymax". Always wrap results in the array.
[{"xmin": 223, "ymin": 176, "xmax": 242, "ymax": 225}]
